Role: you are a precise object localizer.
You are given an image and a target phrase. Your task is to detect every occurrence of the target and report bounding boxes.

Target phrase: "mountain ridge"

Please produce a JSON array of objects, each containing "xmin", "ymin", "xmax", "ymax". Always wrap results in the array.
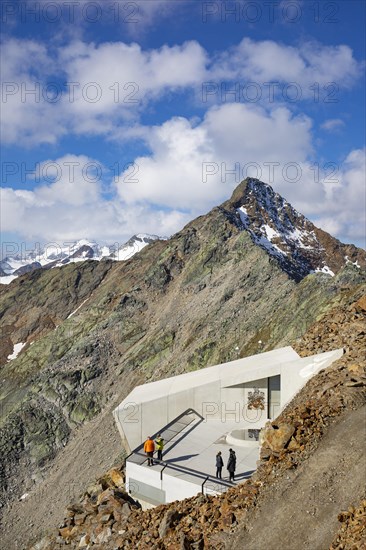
[
  {"xmin": 0, "ymin": 178, "xmax": 365, "ymax": 548},
  {"xmin": 222, "ymin": 178, "xmax": 365, "ymax": 281},
  {"xmin": 1, "ymin": 179, "xmax": 364, "ymax": 286},
  {"xmin": 0, "ymin": 234, "xmax": 163, "ymax": 284}
]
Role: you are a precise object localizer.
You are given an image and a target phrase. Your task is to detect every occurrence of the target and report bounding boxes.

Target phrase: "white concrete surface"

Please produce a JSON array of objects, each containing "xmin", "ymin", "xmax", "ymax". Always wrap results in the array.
[
  {"xmin": 114, "ymin": 346, "xmax": 343, "ymax": 452},
  {"xmin": 126, "ymin": 416, "xmax": 262, "ymax": 506},
  {"xmin": 116, "ymin": 345, "xmax": 343, "ymax": 506}
]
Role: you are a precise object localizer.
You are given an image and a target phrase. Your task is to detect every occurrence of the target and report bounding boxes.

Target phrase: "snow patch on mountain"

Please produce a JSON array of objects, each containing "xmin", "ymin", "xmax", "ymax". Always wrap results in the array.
[
  {"xmin": 234, "ymin": 179, "xmax": 350, "ymax": 280},
  {"xmin": 345, "ymin": 255, "xmax": 361, "ymax": 268},
  {"xmin": 67, "ymin": 298, "xmax": 90, "ymax": 319},
  {"xmin": 0, "ymin": 275, "xmax": 18, "ymax": 285},
  {"xmin": 315, "ymin": 266, "xmax": 335, "ymax": 276},
  {"xmin": 115, "ymin": 234, "xmax": 159, "ymax": 261},
  {"xmin": 7, "ymin": 342, "xmax": 26, "ymax": 361}
]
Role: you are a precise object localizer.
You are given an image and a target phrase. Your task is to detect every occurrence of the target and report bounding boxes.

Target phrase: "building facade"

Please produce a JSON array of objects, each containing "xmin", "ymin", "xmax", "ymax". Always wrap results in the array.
[{"xmin": 113, "ymin": 346, "xmax": 343, "ymax": 508}]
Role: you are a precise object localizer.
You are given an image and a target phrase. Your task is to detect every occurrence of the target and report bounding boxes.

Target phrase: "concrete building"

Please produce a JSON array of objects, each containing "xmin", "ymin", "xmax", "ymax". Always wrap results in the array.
[{"xmin": 113, "ymin": 346, "xmax": 343, "ymax": 508}]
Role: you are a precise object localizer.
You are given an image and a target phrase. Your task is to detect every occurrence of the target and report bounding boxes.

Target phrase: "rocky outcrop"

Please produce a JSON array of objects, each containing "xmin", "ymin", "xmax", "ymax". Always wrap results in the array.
[
  {"xmin": 0, "ymin": 335, "xmax": 114, "ymax": 508},
  {"xmin": 30, "ymin": 473, "xmax": 262, "ymax": 549},
  {"xmin": 13, "ymin": 262, "xmax": 42, "ymax": 276},
  {"xmin": 293, "ymin": 291, "xmax": 366, "ymax": 361},
  {"xmin": 260, "ymin": 422, "xmax": 295, "ymax": 456},
  {"xmin": 69, "ymin": 245, "xmax": 96, "ymax": 260},
  {"xmin": 29, "ymin": 294, "xmax": 366, "ymax": 549},
  {"xmin": 0, "ymin": 181, "xmax": 365, "ymax": 548},
  {"xmin": 330, "ymin": 500, "xmax": 366, "ymax": 549},
  {"xmin": 224, "ymin": 178, "xmax": 366, "ymax": 281}
]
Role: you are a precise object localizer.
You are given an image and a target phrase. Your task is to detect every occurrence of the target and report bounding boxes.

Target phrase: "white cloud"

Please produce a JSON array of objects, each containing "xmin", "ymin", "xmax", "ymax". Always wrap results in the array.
[
  {"xmin": 325, "ymin": 148, "xmax": 366, "ymax": 242},
  {"xmin": 213, "ymin": 38, "xmax": 361, "ymax": 96},
  {"xmin": 116, "ymin": 116, "xmax": 217, "ymax": 210},
  {"xmin": 0, "ymin": 37, "xmax": 208, "ymax": 145},
  {"xmin": 320, "ymin": 118, "xmax": 345, "ymax": 132},
  {"xmin": 116, "ymin": 103, "xmax": 314, "ymax": 210},
  {"xmin": 34, "ymin": 155, "xmax": 103, "ymax": 206},
  {"xmin": 0, "ymin": 154, "xmax": 191, "ymax": 243},
  {"xmin": 1, "ymin": 36, "xmax": 362, "ymax": 146},
  {"xmin": 0, "ymin": 39, "xmax": 67, "ymax": 145},
  {"xmin": 59, "ymin": 39, "xmax": 207, "ymax": 125},
  {"xmin": 204, "ymin": 103, "xmax": 313, "ymax": 163}
]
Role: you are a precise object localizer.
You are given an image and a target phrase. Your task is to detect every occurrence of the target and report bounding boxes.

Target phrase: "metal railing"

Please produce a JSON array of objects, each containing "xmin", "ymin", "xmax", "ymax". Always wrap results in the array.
[
  {"xmin": 124, "ymin": 407, "xmax": 249, "ymax": 495},
  {"xmin": 126, "ymin": 450, "xmax": 234, "ymax": 494},
  {"xmin": 125, "ymin": 407, "xmax": 203, "ymax": 466}
]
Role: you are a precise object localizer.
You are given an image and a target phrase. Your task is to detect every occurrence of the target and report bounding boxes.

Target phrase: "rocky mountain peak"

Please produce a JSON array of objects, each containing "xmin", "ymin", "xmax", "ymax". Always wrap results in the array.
[
  {"xmin": 227, "ymin": 177, "xmax": 275, "ymax": 207},
  {"xmin": 223, "ymin": 178, "xmax": 366, "ymax": 281}
]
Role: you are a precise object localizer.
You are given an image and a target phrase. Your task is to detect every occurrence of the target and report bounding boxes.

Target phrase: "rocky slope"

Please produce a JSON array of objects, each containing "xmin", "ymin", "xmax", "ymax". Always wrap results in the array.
[
  {"xmin": 330, "ymin": 500, "xmax": 366, "ymax": 549},
  {"xmin": 26, "ymin": 294, "xmax": 366, "ymax": 550},
  {"xmin": 0, "ymin": 260, "xmax": 113, "ymax": 367},
  {"xmin": 0, "ymin": 179, "xmax": 365, "ymax": 548},
  {"xmin": 226, "ymin": 178, "xmax": 365, "ymax": 281}
]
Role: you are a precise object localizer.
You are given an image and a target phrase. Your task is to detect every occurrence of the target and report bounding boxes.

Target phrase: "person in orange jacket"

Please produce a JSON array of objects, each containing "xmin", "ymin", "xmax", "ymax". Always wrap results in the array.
[{"xmin": 144, "ymin": 436, "xmax": 155, "ymax": 466}]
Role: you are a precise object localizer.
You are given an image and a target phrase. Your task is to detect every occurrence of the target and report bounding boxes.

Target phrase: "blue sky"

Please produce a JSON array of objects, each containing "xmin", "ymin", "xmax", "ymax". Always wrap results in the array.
[{"xmin": 1, "ymin": 0, "xmax": 365, "ymax": 254}]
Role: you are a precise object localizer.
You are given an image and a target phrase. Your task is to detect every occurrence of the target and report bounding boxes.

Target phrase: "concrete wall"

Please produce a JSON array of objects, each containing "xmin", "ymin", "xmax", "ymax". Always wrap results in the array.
[
  {"xmin": 280, "ymin": 349, "xmax": 343, "ymax": 410},
  {"xmin": 220, "ymin": 377, "xmax": 269, "ymax": 426},
  {"xmin": 268, "ymin": 374, "xmax": 281, "ymax": 418},
  {"xmin": 114, "ymin": 347, "xmax": 343, "ymax": 453},
  {"xmin": 119, "ymin": 382, "xmax": 222, "ymax": 451},
  {"xmin": 126, "ymin": 461, "xmax": 223, "ymax": 507}
]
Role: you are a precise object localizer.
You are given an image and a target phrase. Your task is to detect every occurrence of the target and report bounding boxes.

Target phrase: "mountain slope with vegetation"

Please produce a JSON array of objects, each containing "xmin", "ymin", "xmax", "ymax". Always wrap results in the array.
[
  {"xmin": 21, "ymin": 292, "xmax": 366, "ymax": 550},
  {"xmin": 0, "ymin": 179, "xmax": 365, "ymax": 548}
]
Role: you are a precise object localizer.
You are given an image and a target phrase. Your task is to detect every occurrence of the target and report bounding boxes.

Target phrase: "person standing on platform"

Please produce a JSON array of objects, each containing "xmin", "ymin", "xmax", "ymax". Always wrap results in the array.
[
  {"xmin": 227, "ymin": 448, "xmax": 236, "ymax": 482},
  {"xmin": 144, "ymin": 436, "xmax": 155, "ymax": 466},
  {"xmin": 215, "ymin": 451, "xmax": 224, "ymax": 479},
  {"xmin": 155, "ymin": 434, "xmax": 165, "ymax": 461}
]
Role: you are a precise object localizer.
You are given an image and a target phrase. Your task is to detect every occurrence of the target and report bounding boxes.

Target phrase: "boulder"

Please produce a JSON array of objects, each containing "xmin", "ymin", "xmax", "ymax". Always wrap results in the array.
[
  {"xmin": 261, "ymin": 423, "xmax": 295, "ymax": 453},
  {"xmin": 353, "ymin": 295, "xmax": 366, "ymax": 313},
  {"xmin": 107, "ymin": 468, "xmax": 125, "ymax": 487},
  {"xmin": 94, "ymin": 526, "xmax": 112, "ymax": 544},
  {"xmin": 159, "ymin": 508, "xmax": 180, "ymax": 538},
  {"xmin": 96, "ymin": 488, "xmax": 114, "ymax": 506},
  {"xmin": 78, "ymin": 534, "xmax": 90, "ymax": 548}
]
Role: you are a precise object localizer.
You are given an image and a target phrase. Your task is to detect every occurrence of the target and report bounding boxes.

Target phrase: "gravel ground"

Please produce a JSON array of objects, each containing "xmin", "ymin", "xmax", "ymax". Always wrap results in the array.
[{"xmin": 227, "ymin": 405, "xmax": 366, "ymax": 550}]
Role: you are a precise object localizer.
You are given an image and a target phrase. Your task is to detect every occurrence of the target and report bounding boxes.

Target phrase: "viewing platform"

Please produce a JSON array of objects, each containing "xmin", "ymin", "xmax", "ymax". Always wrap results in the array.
[{"xmin": 114, "ymin": 346, "xmax": 343, "ymax": 508}]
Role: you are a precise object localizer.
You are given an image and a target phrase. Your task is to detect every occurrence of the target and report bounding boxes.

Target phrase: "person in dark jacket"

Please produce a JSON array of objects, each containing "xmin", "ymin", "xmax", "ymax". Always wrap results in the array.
[
  {"xmin": 215, "ymin": 451, "xmax": 224, "ymax": 479},
  {"xmin": 227, "ymin": 448, "xmax": 236, "ymax": 482}
]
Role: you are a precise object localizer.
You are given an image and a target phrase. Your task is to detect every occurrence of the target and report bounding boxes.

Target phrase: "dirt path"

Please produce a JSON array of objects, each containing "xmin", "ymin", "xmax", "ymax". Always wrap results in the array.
[
  {"xmin": 0, "ymin": 394, "xmax": 124, "ymax": 550},
  {"xmin": 227, "ymin": 405, "xmax": 366, "ymax": 550}
]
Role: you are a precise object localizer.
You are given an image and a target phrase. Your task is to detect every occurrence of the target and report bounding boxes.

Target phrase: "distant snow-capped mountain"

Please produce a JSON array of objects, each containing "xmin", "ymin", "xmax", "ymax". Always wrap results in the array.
[{"xmin": 0, "ymin": 234, "xmax": 163, "ymax": 284}]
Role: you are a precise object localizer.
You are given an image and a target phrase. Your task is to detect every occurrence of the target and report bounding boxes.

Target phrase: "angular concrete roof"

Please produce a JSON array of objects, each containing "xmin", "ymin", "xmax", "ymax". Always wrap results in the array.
[
  {"xmin": 119, "ymin": 346, "xmax": 299, "ymax": 404},
  {"xmin": 114, "ymin": 346, "xmax": 343, "ymax": 452}
]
